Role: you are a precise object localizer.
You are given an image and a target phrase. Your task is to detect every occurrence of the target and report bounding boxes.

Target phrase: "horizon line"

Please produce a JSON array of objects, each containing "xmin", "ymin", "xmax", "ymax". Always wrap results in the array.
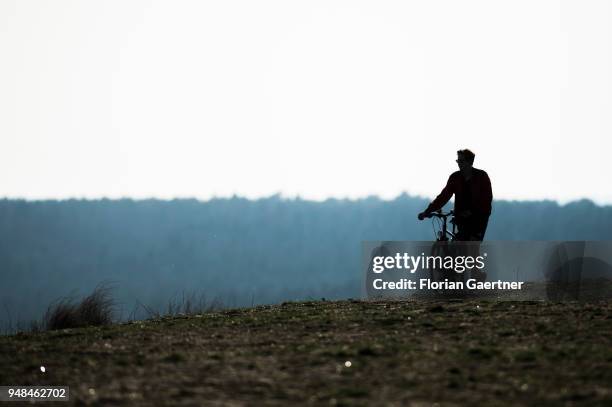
[{"xmin": 0, "ymin": 193, "xmax": 608, "ymax": 208}]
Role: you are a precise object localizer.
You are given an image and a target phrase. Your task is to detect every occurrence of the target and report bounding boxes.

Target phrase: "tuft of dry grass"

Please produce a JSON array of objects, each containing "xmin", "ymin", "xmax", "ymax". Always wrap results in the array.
[
  {"xmin": 43, "ymin": 283, "xmax": 115, "ymax": 330},
  {"xmin": 138, "ymin": 291, "xmax": 223, "ymax": 320}
]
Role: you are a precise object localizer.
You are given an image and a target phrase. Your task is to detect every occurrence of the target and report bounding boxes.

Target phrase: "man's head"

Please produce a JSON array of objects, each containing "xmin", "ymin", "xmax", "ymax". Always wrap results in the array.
[{"xmin": 456, "ymin": 149, "xmax": 475, "ymax": 171}]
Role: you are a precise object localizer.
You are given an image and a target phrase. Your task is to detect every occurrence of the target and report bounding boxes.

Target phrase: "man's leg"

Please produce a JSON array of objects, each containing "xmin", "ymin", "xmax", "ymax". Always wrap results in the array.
[
  {"xmin": 473, "ymin": 215, "xmax": 489, "ymax": 241},
  {"xmin": 469, "ymin": 216, "xmax": 489, "ymax": 281},
  {"xmin": 455, "ymin": 218, "xmax": 489, "ymax": 281}
]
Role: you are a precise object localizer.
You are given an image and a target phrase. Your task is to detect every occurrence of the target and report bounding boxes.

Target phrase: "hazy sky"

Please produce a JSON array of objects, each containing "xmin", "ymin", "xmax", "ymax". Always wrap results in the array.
[{"xmin": 1, "ymin": 1, "xmax": 611, "ymax": 203}]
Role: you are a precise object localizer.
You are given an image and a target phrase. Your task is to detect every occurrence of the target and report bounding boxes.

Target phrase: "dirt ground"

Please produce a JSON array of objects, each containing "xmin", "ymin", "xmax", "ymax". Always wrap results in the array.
[{"xmin": 1, "ymin": 299, "xmax": 611, "ymax": 406}]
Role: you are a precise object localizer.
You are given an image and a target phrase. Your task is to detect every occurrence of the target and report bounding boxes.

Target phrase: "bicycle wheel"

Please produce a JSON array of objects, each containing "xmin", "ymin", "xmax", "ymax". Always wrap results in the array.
[{"xmin": 429, "ymin": 240, "xmax": 466, "ymax": 285}]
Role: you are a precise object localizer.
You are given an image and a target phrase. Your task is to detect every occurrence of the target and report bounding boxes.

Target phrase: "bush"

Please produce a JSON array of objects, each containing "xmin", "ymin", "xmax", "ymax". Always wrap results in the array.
[{"xmin": 43, "ymin": 283, "xmax": 115, "ymax": 330}]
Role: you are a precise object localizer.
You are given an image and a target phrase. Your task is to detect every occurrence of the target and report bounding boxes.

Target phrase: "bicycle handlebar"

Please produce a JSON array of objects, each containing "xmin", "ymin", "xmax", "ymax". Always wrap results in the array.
[{"xmin": 424, "ymin": 210, "xmax": 454, "ymax": 219}]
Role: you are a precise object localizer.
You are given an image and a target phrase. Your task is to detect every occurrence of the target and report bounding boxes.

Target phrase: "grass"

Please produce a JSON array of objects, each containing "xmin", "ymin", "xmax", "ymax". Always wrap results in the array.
[
  {"xmin": 0, "ymin": 298, "xmax": 610, "ymax": 405},
  {"xmin": 41, "ymin": 283, "xmax": 116, "ymax": 331},
  {"xmin": 136, "ymin": 291, "xmax": 224, "ymax": 320},
  {"xmin": 2, "ymin": 285, "xmax": 225, "ymax": 334}
]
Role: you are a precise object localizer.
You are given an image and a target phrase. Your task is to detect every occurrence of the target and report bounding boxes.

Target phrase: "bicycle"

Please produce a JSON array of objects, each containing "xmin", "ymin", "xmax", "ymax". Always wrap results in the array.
[
  {"xmin": 420, "ymin": 211, "xmax": 488, "ymax": 285},
  {"xmin": 424, "ymin": 210, "xmax": 456, "ymax": 242},
  {"xmin": 422, "ymin": 211, "xmax": 465, "ymax": 284}
]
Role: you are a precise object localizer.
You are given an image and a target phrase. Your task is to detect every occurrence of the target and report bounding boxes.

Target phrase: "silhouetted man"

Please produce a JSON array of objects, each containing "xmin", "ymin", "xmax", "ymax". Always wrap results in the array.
[{"xmin": 418, "ymin": 149, "xmax": 492, "ymax": 241}]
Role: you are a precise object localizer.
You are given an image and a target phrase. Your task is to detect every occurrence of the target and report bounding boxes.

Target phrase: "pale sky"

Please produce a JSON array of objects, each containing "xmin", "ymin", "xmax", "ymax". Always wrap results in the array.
[{"xmin": 1, "ymin": 1, "xmax": 610, "ymax": 204}]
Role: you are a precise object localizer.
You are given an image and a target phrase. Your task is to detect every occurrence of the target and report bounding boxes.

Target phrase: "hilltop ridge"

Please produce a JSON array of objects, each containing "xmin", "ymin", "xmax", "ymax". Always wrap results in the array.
[{"xmin": 1, "ymin": 299, "xmax": 611, "ymax": 405}]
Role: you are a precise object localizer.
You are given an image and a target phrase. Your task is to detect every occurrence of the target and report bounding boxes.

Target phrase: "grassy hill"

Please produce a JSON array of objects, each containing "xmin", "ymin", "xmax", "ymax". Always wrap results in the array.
[{"xmin": 1, "ymin": 299, "xmax": 611, "ymax": 406}]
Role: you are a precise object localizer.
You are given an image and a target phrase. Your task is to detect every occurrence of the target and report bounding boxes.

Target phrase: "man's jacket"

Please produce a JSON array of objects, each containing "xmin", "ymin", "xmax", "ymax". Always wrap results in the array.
[{"xmin": 425, "ymin": 168, "xmax": 493, "ymax": 217}]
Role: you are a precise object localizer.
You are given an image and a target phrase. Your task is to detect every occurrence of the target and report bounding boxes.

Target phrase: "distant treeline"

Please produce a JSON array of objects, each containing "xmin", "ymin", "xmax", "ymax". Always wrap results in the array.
[{"xmin": 1, "ymin": 195, "xmax": 611, "ymax": 329}]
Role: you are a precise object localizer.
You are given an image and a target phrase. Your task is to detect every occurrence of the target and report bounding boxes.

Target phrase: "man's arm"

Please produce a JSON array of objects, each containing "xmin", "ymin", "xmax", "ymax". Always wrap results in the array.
[{"xmin": 419, "ymin": 174, "xmax": 455, "ymax": 219}]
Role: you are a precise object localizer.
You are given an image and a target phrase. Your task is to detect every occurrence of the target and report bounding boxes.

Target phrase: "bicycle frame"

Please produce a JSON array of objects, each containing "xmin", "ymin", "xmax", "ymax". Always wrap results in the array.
[
  {"xmin": 426, "ymin": 210, "xmax": 468, "ymax": 285},
  {"xmin": 426, "ymin": 211, "xmax": 456, "ymax": 241}
]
